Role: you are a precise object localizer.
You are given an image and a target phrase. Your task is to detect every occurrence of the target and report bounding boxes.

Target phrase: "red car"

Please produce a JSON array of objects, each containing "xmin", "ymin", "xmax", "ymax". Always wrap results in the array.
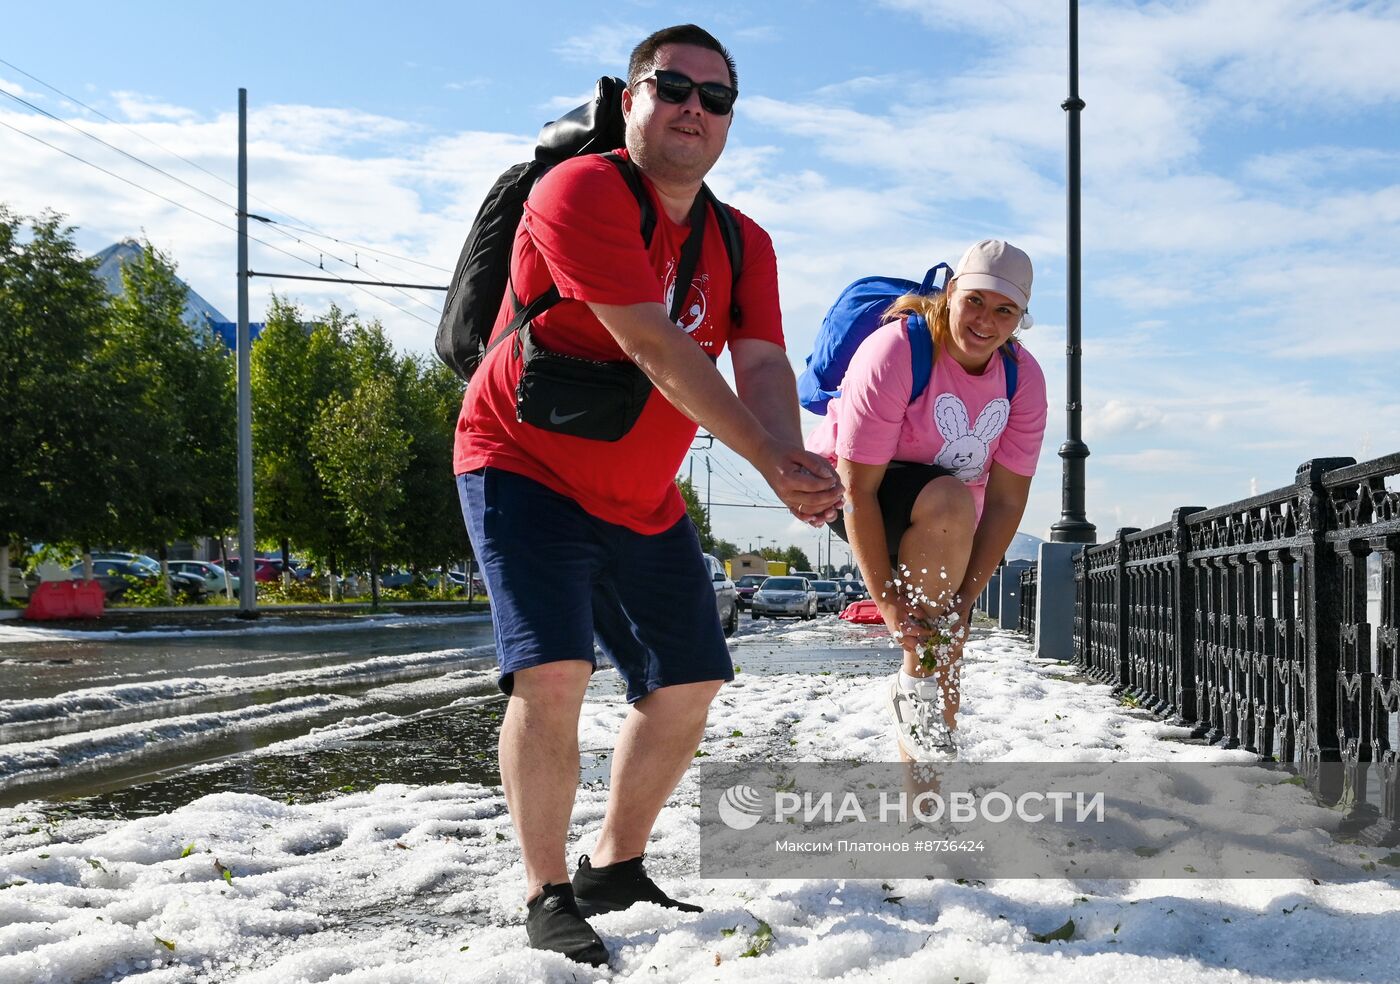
[{"xmin": 224, "ymin": 557, "xmax": 284, "ymax": 583}]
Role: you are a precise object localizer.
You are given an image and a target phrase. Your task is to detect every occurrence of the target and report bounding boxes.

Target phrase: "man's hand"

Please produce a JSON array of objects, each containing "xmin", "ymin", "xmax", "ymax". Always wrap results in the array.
[{"xmin": 753, "ymin": 441, "xmax": 844, "ymax": 527}]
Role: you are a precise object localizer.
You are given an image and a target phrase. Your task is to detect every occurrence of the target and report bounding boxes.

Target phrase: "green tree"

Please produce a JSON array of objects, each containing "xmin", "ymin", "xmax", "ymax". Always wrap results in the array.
[
  {"xmin": 101, "ymin": 241, "xmax": 235, "ymax": 595},
  {"xmin": 250, "ymin": 298, "xmax": 353, "ymax": 590},
  {"xmin": 312, "ymin": 366, "xmax": 410, "ymax": 607},
  {"xmin": 711, "ymin": 539, "xmax": 739, "ymax": 561},
  {"xmin": 677, "ymin": 478, "xmax": 714, "ymax": 553},
  {"xmin": 782, "ymin": 546, "xmax": 813, "ymax": 572},
  {"xmin": 0, "ymin": 208, "xmax": 116, "ymax": 564},
  {"xmin": 395, "ymin": 355, "xmax": 469, "ymax": 588}
]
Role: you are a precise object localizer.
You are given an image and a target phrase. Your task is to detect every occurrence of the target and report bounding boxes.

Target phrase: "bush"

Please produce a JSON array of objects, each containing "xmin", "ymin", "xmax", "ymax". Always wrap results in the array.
[
  {"xmin": 116, "ymin": 575, "xmax": 192, "ymax": 608},
  {"xmin": 257, "ymin": 578, "xmax": 330, "ymax": 605}
]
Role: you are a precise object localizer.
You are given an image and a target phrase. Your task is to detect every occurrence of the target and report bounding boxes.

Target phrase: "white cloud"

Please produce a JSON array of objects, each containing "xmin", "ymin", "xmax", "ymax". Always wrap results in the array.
[
  {"xmin": 552, "ymin": 23, "xmax": 646, "ymax": 68},
  {"xmin": 110, "ymin": 90, "xmax": 197, "ymax": 123}
]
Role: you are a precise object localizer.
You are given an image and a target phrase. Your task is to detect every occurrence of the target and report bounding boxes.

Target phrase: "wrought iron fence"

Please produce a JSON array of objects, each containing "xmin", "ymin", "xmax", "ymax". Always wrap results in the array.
[
  {"xmin": 1070, "ymin": 454, "xmax": 1400, "ymax": 845},
  {"xmin": 1017, "ymin": 563, "xmax": 1038, "ymax": 643}
]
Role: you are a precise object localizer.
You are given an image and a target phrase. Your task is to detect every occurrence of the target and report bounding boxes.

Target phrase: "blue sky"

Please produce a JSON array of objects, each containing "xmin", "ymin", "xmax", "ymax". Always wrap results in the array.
[{"xmin": 3, "ymin": 0, "xmax": 1399, "ymax": 560}]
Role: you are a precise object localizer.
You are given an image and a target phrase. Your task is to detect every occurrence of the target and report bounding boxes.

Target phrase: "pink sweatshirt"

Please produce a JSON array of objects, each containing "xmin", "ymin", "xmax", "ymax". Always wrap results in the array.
[{"xmin": 805, "ymin": 318, "xmax": 1048, "ymax": 520}]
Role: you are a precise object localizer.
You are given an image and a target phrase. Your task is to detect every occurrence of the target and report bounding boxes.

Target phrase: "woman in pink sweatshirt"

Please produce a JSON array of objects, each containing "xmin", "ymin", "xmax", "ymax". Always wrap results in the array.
[{"xmin": 806, "ymin": 240, "xmax": 1048, "ymax": 759}]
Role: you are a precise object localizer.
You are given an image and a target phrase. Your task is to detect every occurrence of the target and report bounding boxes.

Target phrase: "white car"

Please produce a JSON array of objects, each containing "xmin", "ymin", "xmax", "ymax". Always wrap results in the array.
[
  {"xmin": 705, "ymin": 554, "xmax": 739, "ymax": 636},
  {"xmin": 168, "ymin": 560, "xmax": 233, "ymax": 597}
]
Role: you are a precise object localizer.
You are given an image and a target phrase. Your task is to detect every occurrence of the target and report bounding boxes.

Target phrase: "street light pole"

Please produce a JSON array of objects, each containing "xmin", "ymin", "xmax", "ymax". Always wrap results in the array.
[{"xmin": 1050, "ymin": 0, "xmax": 1096, "ymax": 545}]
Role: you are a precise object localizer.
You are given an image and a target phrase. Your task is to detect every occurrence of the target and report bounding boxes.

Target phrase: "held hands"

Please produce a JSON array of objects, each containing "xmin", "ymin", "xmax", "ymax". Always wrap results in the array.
[{"xmin": 756, "ymin": 441, "xmax": 845, "ymax": 528}]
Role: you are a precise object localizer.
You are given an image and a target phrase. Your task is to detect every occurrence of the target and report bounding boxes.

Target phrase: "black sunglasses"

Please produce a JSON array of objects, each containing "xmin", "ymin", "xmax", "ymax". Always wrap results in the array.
[{"xmin": 639, "ymin": 70, "xmax": 737, "ymax": 115}]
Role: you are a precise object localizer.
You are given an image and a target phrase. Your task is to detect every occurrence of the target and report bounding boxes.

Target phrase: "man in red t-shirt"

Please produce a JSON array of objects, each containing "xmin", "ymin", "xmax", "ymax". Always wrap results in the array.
[{"xmin": 453, "ymin": 24, "xmax": 844, "ymax": 966}]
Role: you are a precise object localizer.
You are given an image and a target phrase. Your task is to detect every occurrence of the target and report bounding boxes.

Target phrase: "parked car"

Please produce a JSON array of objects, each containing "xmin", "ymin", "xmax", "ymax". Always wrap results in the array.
[
  {"xmin": 734, "ymin": 574, "xmax": 767, "ymax": 610},
  {"xmin": 750, "ymin": 576, "xmax": 817, "ymax": 620},
  {"xmin": 224, "ymin": 557, "xmax": 284, "ymax": 583},
  {"xmin": 789, "ymin": 570, "xmax": 821, "ymax": 584},
  {"xmin": 70, "ymin": 559, "xmax": 205, "ymax": 602},
  {"xmin": 704, "ymin": 554, "xmax": 739, "ymax": 636},
  {"xmin": 447, "ymin": 570, "xmax": 488, "ymax": 595},
  {"xmin": 840, "ymin": 581, "xmax": 869, "ymax": 603},
  {"xmin": 810, "ymin": 579, "xmax": 845, "ymax": 614},
  {"xmin": 168, "ymin": 560, "xmax": 233, "ymax": 597}
]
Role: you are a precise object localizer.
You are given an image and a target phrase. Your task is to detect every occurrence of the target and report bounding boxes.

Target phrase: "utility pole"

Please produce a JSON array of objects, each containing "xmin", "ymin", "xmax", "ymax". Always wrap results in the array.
[
  {"xmin": 236, "ymin": 88, "xmax": 256, "ymax": 615},
  {"xmin": 1050, "ymin": 0, "xmax": 1096, "ymax": 545},
  {"xmin": 705, "ymin": 454, "xmax": 712, "ymax": 529}
]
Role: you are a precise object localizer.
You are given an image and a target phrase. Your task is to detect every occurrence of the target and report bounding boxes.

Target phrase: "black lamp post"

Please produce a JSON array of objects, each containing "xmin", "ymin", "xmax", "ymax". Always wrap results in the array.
[{"xmin": 1050, "ymin": 0, "xmax": 1097, "ymax": 545}]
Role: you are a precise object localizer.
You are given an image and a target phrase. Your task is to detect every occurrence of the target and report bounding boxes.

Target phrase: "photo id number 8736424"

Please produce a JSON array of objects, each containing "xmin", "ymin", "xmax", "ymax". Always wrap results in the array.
[{"xmin": 913, "ymin": 840, "xmax": 985, "ymax": 852}]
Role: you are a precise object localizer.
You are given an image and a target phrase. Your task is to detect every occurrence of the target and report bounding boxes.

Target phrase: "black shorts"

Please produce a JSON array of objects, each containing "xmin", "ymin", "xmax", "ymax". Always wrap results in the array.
[{"xmin": 826, "ymin": 461, "xmax": 957, "ymax": 563}]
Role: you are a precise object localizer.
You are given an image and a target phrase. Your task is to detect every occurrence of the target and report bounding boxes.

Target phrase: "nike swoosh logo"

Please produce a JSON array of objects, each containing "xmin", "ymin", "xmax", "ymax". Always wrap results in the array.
[{"xmin": 549, "ymin": 408, "xmax": 588, "ymax": 425}]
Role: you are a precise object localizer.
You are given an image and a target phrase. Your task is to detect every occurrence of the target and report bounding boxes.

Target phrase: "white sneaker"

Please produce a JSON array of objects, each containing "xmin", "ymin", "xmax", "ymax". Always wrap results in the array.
[{"xmin": 888, "ymin": 675, "xmax": 957, "ymax": 761}]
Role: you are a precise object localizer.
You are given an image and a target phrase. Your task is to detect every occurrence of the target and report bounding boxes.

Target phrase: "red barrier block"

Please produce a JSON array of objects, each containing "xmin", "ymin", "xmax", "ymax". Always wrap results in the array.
[
  {"xmin": 24, "ymin": 580, "xmax": 106, "ymax": 620},
  {"xmin": 838, "ymin": 599, "xmax": 883, "ymax": 624}
]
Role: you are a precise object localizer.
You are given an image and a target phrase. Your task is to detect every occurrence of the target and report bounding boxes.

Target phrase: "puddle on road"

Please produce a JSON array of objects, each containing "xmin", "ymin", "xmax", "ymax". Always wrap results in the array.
[
  {"xmin": 29, "ymin": 641, "xmax": 895, "ymax": 822},
  {"xmin": 48, "ymin": 700, "xmax": 512, "ymax": 820}
]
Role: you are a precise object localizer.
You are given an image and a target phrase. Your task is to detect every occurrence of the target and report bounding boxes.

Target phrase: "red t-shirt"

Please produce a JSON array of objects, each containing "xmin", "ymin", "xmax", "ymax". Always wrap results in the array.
[{"xmin": 453, "ymin": 150, "xmax": 784, "ymax": 534}]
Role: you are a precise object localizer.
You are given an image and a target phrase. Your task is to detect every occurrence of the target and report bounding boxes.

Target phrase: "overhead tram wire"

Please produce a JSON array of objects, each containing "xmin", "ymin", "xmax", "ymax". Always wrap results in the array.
[
  {"xmin": 0, "ymin": 56, "xmax": 451, "ymax": 275},
  {"xmin": 0, "ymin": 118, "xmax": 440, "ymax": 329},
  {"xmin": 707, "ymin": 453, "xmax": 775, "ymax": 505},
  {"xmin": 0, "ymin": 91, "xmax": 445, "ymax": 314}
]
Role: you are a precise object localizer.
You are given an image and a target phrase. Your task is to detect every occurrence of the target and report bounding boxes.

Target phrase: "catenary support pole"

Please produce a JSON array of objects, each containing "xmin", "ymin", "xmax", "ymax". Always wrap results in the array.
[{"xmin": 236, "ymin": 89, "xmax": 256, "ymax": 616}]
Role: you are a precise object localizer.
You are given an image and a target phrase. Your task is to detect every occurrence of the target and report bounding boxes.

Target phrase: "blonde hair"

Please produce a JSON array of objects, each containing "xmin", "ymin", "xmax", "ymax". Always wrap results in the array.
[{"xmin": 883, "ymin": 282, "xmax": 1020, "ymax": 362}]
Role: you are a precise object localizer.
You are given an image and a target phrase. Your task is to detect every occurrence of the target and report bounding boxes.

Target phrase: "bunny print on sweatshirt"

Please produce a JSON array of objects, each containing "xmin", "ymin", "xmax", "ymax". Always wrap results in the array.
[{"xmin": 932, "ymin": 394, "xmax": 1009, "ymax": 482}]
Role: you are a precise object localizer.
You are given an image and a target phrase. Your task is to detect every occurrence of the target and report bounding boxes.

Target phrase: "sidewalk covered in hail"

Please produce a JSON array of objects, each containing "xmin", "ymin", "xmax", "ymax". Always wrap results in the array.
[{"xmin": 2, "ymin": 616, "xmax": 1397, "ymax": 983}]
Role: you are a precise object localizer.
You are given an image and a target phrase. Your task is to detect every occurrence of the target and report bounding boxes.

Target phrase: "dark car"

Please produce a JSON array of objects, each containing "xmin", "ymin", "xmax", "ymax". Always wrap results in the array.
[
  {"xmin": 750, "ymin": 576, "xmax": 817, "ymax": 620},
  {"xmin": 810, "ymin": 579, "xmax": 845, "ymax": 614},
  {"xmin": 734, "ymin": 574, "xmax": 767, "ymax": 610},
  {"xmin": 840, "ymin": 581, "xmax": 869, "ymax": 604},
  {"xmin": 705, "ymin": 554, "xmax": 738, "ymax": 636},
  {"xmin": 71, "ymin": 558, "xmax": 205, "ymax": 602}
]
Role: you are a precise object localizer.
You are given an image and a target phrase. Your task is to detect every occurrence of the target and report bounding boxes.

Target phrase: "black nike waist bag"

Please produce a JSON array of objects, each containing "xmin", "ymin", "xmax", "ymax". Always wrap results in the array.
[
  {"xmin": 511, "ymin": 175, "xmax": 713, "ymax": 442},
  {"xmin": 513, "ymin": 322, "xmax": 652, "ymax": 442}
]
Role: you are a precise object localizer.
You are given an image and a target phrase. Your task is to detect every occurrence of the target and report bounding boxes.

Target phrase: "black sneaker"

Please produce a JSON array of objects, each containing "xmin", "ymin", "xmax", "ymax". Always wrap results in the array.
[
  {"xmin": 571, "ymin": 854, "xmax": 703, "ymax": 918},
  {"xmin": 525, "ymin": 883, "xmax": 609, "ymax": 967}
]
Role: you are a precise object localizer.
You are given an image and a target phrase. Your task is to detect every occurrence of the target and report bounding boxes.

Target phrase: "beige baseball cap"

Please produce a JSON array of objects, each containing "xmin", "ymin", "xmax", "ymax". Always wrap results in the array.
[{"xmin": 953, "ymin": 239, "xmax": 1033, "ymax": 311}]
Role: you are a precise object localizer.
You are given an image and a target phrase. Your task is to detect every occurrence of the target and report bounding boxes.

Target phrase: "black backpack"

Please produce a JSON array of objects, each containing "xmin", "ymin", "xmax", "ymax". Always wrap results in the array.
[{"xmin": 435, "ymin": 76, "xmax": 744, "ymax": 382}]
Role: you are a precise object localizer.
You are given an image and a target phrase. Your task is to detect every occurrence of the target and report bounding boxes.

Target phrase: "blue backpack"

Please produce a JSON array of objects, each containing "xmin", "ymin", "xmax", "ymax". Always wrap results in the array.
[{"xmin": 797, "ymin": 263, "xmax": 1018, "ymax": 414}]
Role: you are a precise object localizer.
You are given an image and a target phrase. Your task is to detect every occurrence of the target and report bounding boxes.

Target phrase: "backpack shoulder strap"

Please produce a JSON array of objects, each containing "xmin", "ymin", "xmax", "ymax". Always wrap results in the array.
[
  {"xmin": 703, "ymin": 185, "xmax": 744, "ymax": 326},
  {"xmin": 603, "ymin": 151, "xmax": 655, "ymax": 244},
  {"xmin": 1000, "ymin": 343, "xmax": 1020, "ymax": 401},
  {"xmin": 905, "ymin": 314, "xmax": 933, "ymax": 404}
]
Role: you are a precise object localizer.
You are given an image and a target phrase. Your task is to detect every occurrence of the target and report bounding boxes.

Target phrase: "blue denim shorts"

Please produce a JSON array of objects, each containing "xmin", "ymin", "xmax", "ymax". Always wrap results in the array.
[{"xmin": 457, "ymin": 468, "xmax": 733, "ymax": 702}]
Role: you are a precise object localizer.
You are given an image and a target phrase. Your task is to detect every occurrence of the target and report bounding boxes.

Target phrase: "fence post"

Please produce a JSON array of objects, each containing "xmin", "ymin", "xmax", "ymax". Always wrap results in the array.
[
  {"xmin": 1113, "ymin": 527, "xmax": 1139, "ymax": 691},
  {"xmin": 1168, "ymin": 506, "xmax": 1205, "ymax": 731},
  {"xmin": 1298, "ymin": 456, "xmax": 1355, "ymax": 805}
]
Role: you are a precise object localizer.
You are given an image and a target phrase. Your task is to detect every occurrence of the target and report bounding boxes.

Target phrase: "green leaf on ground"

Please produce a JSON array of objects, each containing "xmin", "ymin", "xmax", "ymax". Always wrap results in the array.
[
  {"xmin": 1031, "ymin": 918, "xmax": 1075, "ymax": 943},
  {"xmin": 1379, "ymin": 853, "xmax": 1400, "ymax": 867},
  {"xmin": 730, "ymin": 730, "xmax": 744, "ymax": 738},
  {"xmin": 155, "ymin": 937, "xmax": 176, "ymax": 951},
  {"xmin": 1133, "ymin": 846, "xmax": 1160, "ymax": 858},
  {"xmin": 214, "ymin": 860, "xmax": 232, "ymax": 883},
  {"xmin": 741, "ymin": 920, "xmax": 774, "ymax": 957},
  {"xmin": 86, "ymin": 859, "xmax": 107, "ymax": 872},
  {"xmin": 181, "ymin": 843, "xmax": 196, "ymax": 859}
]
